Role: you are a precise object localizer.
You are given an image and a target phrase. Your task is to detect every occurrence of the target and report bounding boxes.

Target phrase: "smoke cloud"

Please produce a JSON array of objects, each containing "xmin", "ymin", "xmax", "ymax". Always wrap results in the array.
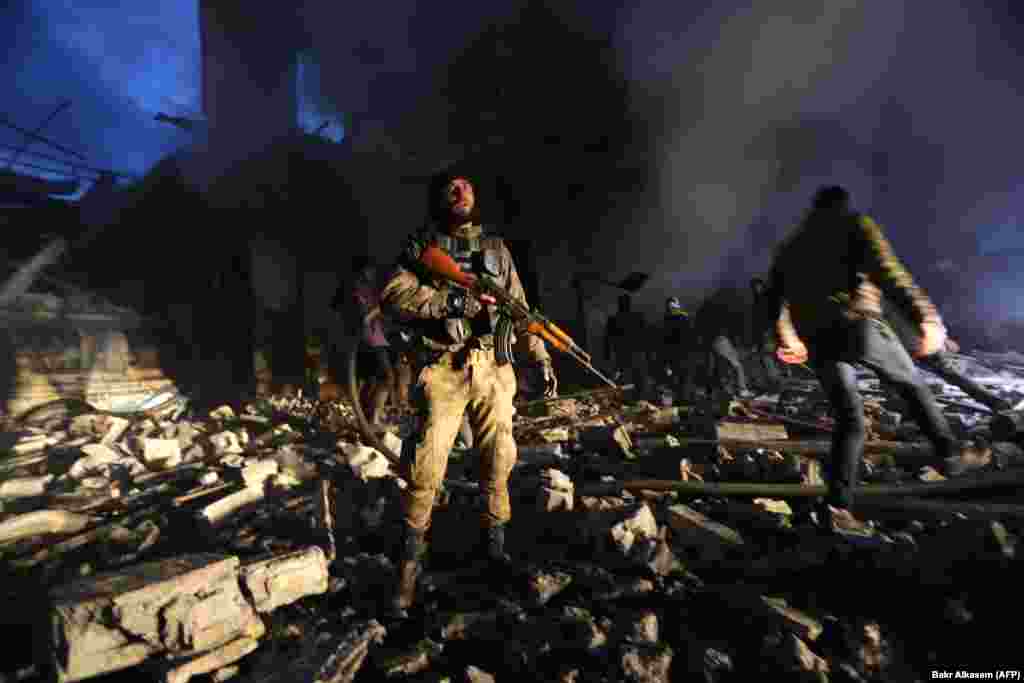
[{"xmin": 602, "ymin": 1, "xmax": 1024, "ymax": 343}]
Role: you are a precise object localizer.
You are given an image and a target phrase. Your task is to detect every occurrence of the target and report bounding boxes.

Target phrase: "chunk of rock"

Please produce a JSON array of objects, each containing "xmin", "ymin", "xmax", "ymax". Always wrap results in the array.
[
  {"xmin": 537, "ymin": 468, "xmax": 574, "ymax": 512},
  {"xmin": 209, "ymin": 432, "xmax": 244, "ymax": 456},
  {"xmin": 238, "ymin": 546, "xmax": 329, "ymax": 613},
  {"xmin": 339, "ymin": 444, "xmax": 390, "ymax": 480},
  {"xmin": 619, "ymin": 643, "xmax": 674, "ymax": 683},
  {"xmin": 607, "ymin": 502, "xmax": 659, "ymax": 556},
  {"xmin": 49, "ymin": 554, "xmax": 264, "ymax": 683},
  {"xmin": 667, "ymin": 504, "xmax": 745, "ymax": 562},
  {"xmin": 374, "ymin": 639, "xmax": 443, "ymax": 678},
  {"xmin": 463, "ymin": 665, "xmax": 496, "ymax": 683},
  {"xmin": 162, "ymin": 635, "xmax": 260, "ymax": 683},
  {"xmin": 616, "ymin": 610, "xmax": 659, "ymax": 645},
  {"xmin": 69, "ymin": 444, "xmax": 139, "ymax": 480},
  {"xmin": 101, "ymin": 417, "xmax": 132, "ymax": 445},
  {"xmin": 137, "ymin": 438, "xmax": 184, "ymax": 471},
  {"xmin": 240, "ymin": 459, "xmax": 279, "ymax": 488},
  {"xmin": 525, "ymin": 569, "xmax": 573, "ymax": 607}
]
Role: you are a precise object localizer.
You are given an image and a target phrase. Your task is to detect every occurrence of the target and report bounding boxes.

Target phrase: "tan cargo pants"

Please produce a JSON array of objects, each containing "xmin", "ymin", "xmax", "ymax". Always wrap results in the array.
[{"xmin": 402, "ymin": 345, "xmax": 518, "ymax": 532}]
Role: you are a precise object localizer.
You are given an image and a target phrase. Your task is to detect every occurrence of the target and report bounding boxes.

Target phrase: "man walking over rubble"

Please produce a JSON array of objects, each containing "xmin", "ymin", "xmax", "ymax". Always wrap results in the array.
[
  {"xmin": 605, "ymin": 294, "xmax": 650, "ymax": 398},
  {"xmin": 765, "ymin": 185, "xmax": 967, "ymax": 532},
  {"xmin": 380, "ymin": 169, "xmax": 557, "ymax": 617}
]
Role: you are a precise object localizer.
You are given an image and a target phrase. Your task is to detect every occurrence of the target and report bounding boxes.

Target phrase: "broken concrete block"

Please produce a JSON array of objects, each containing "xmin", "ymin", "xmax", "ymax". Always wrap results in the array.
[
  {"xmin": 525, "ymin": 569, "xmax": 574, "ymax": 607},
  {"xmin": 340, "ymin": 443, "xmax": 390, "ymax": 480},
  {"xmin": 463, "ymin": 665, "xmax": 497, "ymax": 683},
  {"xmin": 210, "ymin": 432, "xmax": 244, "ymax": 456},
  {"xmin": 161, "ymin": 635, "xmax": 260, "ymax": 683},
  {"xmin": 139, "ymin": 438, "xmax": 184, "ymax": 471},
  {"xmin": 0, "ymin": 474, "xmax": 54, "ymax": 499},
  {"xmin": 715, "ymin": 420, "xmax": 788, "ymax": 441},
  {"xmin": 240, "ymin": 459, "xmax": 279, "ymax": 488},
  {"xmin": 619, "ymin": 643, "xmax": 674, "ymax": 683},
  {"xmin": 537, "ymin": 487, "xmax": 574, "ymax": 512},
  {"xmin": 374, "ymin": 639, "xmax": 443, "ymax": 678},
  {"xmin": 69, "ymin": 444, "xmax": 133, "ymax": 480},
  {"xmin": 541, "ymin": 468, "xmax": 573, "ymax": 491},
  {"xmin": 209, "ymin": 406, "xmax": 236, "ymax": 421},
  {"xmin": 380, "ymin": 431, "xmax": 403, "ymax": 458},
  {"xmin": 537, "ymin": 468, "xmax": 574, "ymax": 512},
  {"xmin": 752, "ymin": 498, "xmax": 793, "ymax": 516},
  {"xmin": 617, "ymin": 611, "xmax": 659, "ymax": 645},
  {"xmin": 238, "ymin": 546, "xmax": 329, "ymax": 614},
  {"xmin": 101, "ymin": 417, "xmax": 132, "ymax": 445},
  {"xmin": 49, "ymin": 554, "xmax": 263, "ymax": 683},
  {"xmin": 537, "ymin": 426, "xmax": 570, "ymax": 442},
  {"xmin": 608, "ymin": 503, "xmax": 658, "ymax": 556},
  {"xmin": 199, "ymin": 487, "xmax": 265, "ymax": 528},
  {"xmin": 0, "ymin": 509, "xmax": 96, "ymax": 544},
  {"xmin": 760, "ymin": 596, "xmax": 825, "ymax": 642},
  {"xmin": 667, "ymin": 504, "xmax": 745, "ymax": 561}
]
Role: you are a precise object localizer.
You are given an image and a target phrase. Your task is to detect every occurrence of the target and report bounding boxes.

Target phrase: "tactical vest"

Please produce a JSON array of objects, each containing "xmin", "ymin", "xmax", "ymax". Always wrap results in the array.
[{"xmin": 430, "ymin": 227, "xmax": 506, "ymax": 343}]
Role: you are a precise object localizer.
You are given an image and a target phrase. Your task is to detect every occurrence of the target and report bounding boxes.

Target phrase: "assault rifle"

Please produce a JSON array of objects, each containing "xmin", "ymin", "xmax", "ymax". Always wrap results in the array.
[{"xmin": 419, "ymin": 245, "xmax": 618, "ymax": 388}]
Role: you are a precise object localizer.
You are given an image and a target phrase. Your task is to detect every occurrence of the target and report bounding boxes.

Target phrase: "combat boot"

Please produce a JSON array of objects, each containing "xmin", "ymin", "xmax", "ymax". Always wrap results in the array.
[
  {"xmin": 483, "ymin": 524, "xmax": 512, "ymax": 565},
  {"xmin": 391, "ymin": 525, "xmax": 427, "ymax": 618}
]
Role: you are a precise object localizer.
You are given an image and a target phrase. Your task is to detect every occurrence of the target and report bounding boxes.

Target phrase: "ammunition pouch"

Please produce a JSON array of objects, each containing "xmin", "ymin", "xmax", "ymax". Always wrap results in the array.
[{"xmin": 494, "ymin": 314, "xmax": 515, "ymax": 366}]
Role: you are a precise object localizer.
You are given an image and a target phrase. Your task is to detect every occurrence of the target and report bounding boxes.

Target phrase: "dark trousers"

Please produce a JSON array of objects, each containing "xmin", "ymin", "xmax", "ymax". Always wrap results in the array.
[
  {"xmin": 918, "ymin": 352, "xmax": 1007, "ymax": 412},
  {"xmin": 615, "ymin": 349, "xmax": 650, "ymax": 395},
  {"xmin": 810, "ymin": 318, "xmax": 957, "ymax": 509},
  {"xmin": 707, "ymin": 335, "xmax": 747, "ymax": 396}
]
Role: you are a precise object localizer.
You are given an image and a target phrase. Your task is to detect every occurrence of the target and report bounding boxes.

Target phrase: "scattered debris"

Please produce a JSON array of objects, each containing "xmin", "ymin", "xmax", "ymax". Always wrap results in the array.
[{"xmin": 0, "ymin": 355, "xmax": 1021, "ymax": 681}]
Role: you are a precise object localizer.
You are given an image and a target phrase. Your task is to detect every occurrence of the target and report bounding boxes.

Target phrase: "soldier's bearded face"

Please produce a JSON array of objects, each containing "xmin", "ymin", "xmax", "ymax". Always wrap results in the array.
[{"xmin": 444, "ymin": 178, "xmax": 475, "ymax": 219}]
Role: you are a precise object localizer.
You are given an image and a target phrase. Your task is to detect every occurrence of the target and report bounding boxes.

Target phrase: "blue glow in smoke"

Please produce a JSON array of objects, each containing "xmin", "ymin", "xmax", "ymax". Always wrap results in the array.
[{"xmin": 296, "ymin": 53, "xmax": 346, "ymax": 144}]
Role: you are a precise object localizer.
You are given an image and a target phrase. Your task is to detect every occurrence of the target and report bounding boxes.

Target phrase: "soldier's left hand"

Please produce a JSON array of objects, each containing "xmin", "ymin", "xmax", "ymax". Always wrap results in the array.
[{"xmin": 540, "ymin": 360, "xmax": 558, "ymax": 398}]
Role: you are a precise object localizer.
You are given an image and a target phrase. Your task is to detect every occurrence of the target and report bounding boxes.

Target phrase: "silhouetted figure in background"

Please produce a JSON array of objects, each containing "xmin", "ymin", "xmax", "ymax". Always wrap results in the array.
[
  {"xmin": 605, "ymin": 294, "xmax": 650, "ymax": 397},
  {"xmin": 695, "ymin": 286, "xmax": 752, "ymax": 399}
]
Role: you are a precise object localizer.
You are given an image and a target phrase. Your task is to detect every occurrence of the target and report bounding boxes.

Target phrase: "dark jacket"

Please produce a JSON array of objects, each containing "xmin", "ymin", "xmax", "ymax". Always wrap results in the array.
[{"xmin": 765, "ymin": 209, "xmax": 940, "ymax": 344}]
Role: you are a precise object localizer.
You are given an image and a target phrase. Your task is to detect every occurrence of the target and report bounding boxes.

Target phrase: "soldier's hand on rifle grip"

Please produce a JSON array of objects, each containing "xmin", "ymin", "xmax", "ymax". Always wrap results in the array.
[
  {"xmin": 539, "ymin": 360, "xmax": 558, "ymax": 398},
  {"xmin": 444, "ymin": 290, "xmax": 496, "ymax": 318}
]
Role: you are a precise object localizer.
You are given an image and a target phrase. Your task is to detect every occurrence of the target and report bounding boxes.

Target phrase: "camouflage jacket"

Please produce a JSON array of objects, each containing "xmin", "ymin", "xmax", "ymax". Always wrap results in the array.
[
  {"xmin": 380, "ymin": 222, "xmax": 551, "ymax": 365},
  {"xmin": 765, "ymin": 209, "xmax": 941, "ymax": 345}
]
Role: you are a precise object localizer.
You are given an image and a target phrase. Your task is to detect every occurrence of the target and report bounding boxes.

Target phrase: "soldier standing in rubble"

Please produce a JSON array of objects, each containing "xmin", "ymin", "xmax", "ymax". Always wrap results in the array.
[
  {"xmin": 380, "ymin": 169, "xmax": 557, "ymax": 617},
  {"xmin": 765, "ymin": 185, "xmax": 970, "ymax": 532},
  {"xmin": 604, "ymin": 294, "xmax": 650, "ymax": 398}
]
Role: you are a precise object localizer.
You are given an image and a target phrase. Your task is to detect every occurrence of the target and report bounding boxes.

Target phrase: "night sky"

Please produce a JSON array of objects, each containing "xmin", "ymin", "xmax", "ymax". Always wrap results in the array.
[{"xmin": 3, "ymin": 1, "xmax": 1023, "ymax": 328}]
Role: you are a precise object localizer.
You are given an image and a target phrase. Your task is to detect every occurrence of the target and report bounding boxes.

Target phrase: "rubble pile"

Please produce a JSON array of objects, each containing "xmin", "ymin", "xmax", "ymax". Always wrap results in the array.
[{"xmin": 0, "ymin": 356, "xmax": 1022, "ymax": 681}]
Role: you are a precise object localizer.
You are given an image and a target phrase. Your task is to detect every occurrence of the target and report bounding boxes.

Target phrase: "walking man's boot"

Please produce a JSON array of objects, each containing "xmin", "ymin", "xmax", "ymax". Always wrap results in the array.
[{"xmin": 391, "ymin": 525, "xmax": 427, "ymax": 618}]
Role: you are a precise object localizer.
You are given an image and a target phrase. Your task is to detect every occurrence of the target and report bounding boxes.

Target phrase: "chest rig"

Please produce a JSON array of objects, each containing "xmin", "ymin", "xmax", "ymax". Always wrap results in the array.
[{"xmin": 432, "ymin": 228, "xmax": 516, "ymax": 364}]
